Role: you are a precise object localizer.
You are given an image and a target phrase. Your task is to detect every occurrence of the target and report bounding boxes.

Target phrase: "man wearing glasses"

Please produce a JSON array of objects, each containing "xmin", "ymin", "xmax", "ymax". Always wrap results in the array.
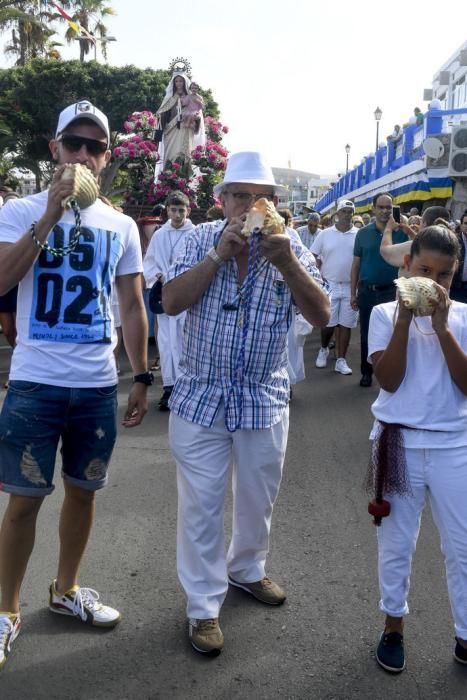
[
  {"xmin": 0, "ymin": 101, "xmax": 150, "ymax": 670},
  {"xmin": 162, "ymin": 151, "xmax": 330, "ymax": 655},
  {"xmin": 350, "ymin": 192, "xmax": 407, "ymax": 387}
]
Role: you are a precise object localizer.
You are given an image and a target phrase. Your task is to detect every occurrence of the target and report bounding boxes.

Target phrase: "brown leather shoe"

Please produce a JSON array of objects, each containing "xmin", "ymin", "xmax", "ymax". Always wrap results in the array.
[
  {"xmin": 189, "ymin": 618, "xmax": 224, "ymax": 655},
  {"xmin": 228, "ymin": 576, "xmax": 286, "ymax": 605}
]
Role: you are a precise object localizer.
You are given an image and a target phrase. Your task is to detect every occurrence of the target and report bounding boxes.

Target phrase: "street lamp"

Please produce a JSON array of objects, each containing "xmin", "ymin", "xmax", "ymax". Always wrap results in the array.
[
  {"xmin": 345, "ymin": 143, "xmax": 351, "ymax": 173},
  {"xmin": 374, "ymin": 106, "xmax": 383, "ymax": 152}
]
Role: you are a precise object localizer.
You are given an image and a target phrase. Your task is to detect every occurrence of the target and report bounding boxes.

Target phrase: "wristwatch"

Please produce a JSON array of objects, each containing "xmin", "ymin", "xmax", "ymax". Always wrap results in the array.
[
  {"xmin": 133, "ymin": 372, "xmax": 154, "ymax": 386},
  {"xmin": 207, "ymin": 246, "xmax": 225, "ymax": 267}
]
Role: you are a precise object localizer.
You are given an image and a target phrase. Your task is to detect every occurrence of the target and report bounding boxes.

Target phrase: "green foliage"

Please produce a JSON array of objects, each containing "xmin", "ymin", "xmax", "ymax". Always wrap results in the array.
[{"xmin": 0, "ymin": 59, "xmax": 220, "ymax": 190}]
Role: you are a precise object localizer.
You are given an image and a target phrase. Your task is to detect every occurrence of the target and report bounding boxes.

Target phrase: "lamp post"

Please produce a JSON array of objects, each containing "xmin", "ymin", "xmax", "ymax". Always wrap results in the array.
[
  {"xmin": 345, "ymin": 143, "xmax": 351, "ymax": 174},
  {"xmin": 374, "ymin": 106, "xmax": 383, "ymax": 152}
]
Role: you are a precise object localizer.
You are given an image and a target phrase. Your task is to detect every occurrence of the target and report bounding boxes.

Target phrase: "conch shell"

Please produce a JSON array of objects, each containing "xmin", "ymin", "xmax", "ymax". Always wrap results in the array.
[
  {"xmin": 241, "ymin": 198, "xmax": 285, "ymax": 237},
  {"xmin": 394, "ymin": 276, "xmax": 440, "ymax": 316},
  {"xmin": 61, "ymin": 164, "xmax": 99, "ymax": 210}
]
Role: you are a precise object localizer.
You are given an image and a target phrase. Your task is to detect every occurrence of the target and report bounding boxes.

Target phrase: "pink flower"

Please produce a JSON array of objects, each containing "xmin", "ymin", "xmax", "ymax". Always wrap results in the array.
[{"xmin": 222, "ymin": 126, "xmax": 229, "ymax": 133}]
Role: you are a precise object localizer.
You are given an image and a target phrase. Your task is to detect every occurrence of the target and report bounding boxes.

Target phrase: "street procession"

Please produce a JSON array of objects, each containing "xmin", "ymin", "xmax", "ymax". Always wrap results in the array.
[{"xmin": 0, "ymin": 2, "xmax": 467, "ymax": 698}]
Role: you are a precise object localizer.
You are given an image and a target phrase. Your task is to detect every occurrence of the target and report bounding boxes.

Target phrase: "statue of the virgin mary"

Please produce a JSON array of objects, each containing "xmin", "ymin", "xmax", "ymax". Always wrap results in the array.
[{"xmin": 156, "ymin": 60, "xmax": 206, "ymax": 170}]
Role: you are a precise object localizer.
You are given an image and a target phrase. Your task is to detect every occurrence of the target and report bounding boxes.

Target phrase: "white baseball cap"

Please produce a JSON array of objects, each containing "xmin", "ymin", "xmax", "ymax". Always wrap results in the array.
[
  {"xmin": 337, "ymin": 199, "xmax": 355, "ymax": 212},
  {"xmin": 56, "ymin": 100, "xmax": 110, "ymax": 146},
  {"xmin": 213, "ymin": 151, "xmax": 287, "ymax": 195}
]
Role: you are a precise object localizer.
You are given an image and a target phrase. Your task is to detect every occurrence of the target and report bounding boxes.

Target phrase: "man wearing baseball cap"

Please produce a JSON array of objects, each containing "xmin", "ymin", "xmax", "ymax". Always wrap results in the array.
[
  {"xmin": 311, "ymin": 200, "xmax": 359, "ymax": 375},
  {"xmin": 162, "ymin": 151, "xmax": 330, "ymax": 655},
  {"xmin": 0, "ymin": 101, "xmax": 150, "ymax": 670}
]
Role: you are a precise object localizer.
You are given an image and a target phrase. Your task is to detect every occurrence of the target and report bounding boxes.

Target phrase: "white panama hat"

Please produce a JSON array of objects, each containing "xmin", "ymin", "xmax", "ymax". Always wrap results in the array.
[{"xmin": 213, "ymin": 151, "xmax": 287, "ymax": 195}]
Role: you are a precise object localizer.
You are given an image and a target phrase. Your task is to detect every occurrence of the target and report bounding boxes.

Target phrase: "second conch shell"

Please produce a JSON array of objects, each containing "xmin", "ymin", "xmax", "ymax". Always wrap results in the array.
[
  {"xmin": 241, "ymin": 198, "xmax": 285, "ymax": 237},
  {"xmin": 61, "ymin": 163, "xmax": 99, "ymax": 210},
  {"xmin": 394, "ymin": 276, "xmax": 440, "ymax": 316}
]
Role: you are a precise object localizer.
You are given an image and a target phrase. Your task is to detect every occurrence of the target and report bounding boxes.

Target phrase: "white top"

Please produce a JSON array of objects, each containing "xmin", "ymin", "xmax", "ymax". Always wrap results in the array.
[
  {"xmin": 143, "ymin": 219, "xmax": 195, "ymax": 288},
  {"xmin": 368, "ymin": 300, "xmax": 467, "ymax": 447},
  {"xmin": 311, "ymin": 225, "xmax": 358, "ymax": 283},
  {"xmin": 296, "ymin": 225, "xmax": 319, "ymax": 251},
  {"xmin": 0, "ymin": 192, "xmax": 142, "ymax": 387}
]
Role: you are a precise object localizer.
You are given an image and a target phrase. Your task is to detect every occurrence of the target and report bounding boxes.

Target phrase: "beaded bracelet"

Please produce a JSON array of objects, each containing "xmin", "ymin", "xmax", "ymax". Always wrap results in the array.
[{"xmin": 31, "ymin": 199, "xmax": 82, "ymax": 258}]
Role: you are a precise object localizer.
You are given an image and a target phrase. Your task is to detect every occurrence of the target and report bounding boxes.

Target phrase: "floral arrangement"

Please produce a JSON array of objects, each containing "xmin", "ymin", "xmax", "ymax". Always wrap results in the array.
[
  {"xmin": 147, "ymin": 158, "xmax": 197, "ymax": 206},
  {"xmin": 204, "ymin": 116, "xmax": 229, "ymax": 143},
  {"xmin": 191, "ymin": 139, "xmax": 229, "ymax": 209},
  {"xmin": 113, "ymin": 111, "xmax": 159, "ymax": 206}
]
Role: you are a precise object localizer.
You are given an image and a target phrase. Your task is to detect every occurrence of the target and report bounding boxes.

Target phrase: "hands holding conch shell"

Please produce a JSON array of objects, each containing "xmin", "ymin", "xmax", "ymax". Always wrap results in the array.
[{"xmin": 395, "ymin": 276, "xmax": 451, "ymax": 333}]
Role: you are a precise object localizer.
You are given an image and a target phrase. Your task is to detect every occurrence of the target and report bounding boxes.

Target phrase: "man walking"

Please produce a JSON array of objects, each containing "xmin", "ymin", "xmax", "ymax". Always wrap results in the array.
[
  {"xmin": 296, "ymin": 212, "xmax": 321, "ymax": 250},
  {"xmin": 350, "ymin": 192, "xmax": 407, "ymax": 387},
  {"xmin": 312, "ymin": 200, "xmax": 358, "ymax": 375},
  {"xmin": 162, "ymin": 152, "xmax": 330, "ymax": 655},
  {"xmin": 0, "ymin": 101, "xmax": 150, "ymax": 670}
]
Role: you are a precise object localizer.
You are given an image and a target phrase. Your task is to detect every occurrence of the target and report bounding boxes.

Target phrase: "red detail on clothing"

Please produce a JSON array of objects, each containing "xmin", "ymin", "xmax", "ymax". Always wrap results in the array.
[{"xmin": 368, "ymin": 498, "xmax": 391, "ymax": 526}]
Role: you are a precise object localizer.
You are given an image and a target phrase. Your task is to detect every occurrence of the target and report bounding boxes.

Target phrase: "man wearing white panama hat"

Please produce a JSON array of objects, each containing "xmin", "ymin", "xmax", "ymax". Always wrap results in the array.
[{"xmin": 162, "ymin": 151, "xmax": 330, "ymax": 655}]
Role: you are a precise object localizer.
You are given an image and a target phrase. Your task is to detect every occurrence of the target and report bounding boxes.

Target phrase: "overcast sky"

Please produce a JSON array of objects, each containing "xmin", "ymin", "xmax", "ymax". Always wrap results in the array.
[{"xmin": 2, "ymin": 1, "xmax": 467, "ymax": 177}]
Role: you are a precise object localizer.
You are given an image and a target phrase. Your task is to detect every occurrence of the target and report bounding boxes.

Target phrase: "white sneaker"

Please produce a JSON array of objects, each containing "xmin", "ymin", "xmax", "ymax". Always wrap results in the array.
[
  {"xmin": 49, "ymin": 580, "xmax": 121, "ymax": 628},
  {"xmin": 335, "ymin": 358, "xmax": 352, "ymax": 375},
  {"xmin": 315, "ymin": 347, "xmax": 329, "ymax": 368},
  {"xmin": 0, "ymin": 612, "xmax": 21, "ymax": 670}
]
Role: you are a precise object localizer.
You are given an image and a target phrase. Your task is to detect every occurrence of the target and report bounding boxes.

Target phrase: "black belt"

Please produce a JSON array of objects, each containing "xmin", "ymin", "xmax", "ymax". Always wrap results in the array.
[{"xmin": 359, "ymin": 282, "xmax": 394, "ymax": 292}]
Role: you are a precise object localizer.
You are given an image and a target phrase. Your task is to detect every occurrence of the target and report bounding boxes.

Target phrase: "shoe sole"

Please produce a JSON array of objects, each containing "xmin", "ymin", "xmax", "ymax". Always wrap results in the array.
[
  {"xmin": 335, "ymin": 369, "xmax": 352, "ymax": 375},
  {"xmin": 454, "ymin": 652, "xmax": 467, "ymax": 665},
  {"xmin": 0, "ymin": 623, "xmax": 20, "ymax": 670},
  {"xmin": 190, "ymin": 640, "xmax": 223, "ymax": 656},
  {"xmin": 228, "ymin": 577, "xmax": 286, "ymax": 605},
  {"xmin": 49, "ymin": 605, "xmax": 121, "ymax": 628},
  {"xmin": 376, "ymin": 653, "xmax": 406, "ymax": 673}
]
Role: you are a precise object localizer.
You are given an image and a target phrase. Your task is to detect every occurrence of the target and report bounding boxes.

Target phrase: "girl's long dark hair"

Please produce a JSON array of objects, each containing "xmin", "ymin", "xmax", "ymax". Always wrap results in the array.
[{"xmin": 410, "ymin": 225, "xmax": 460, "ymax": 259}]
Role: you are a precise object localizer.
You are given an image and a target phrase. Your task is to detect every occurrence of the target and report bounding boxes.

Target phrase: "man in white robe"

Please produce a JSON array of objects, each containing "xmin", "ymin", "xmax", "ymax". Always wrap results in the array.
[{"xmin": 143, "ymin": 191, "xmax": 195, "ymax": 409}]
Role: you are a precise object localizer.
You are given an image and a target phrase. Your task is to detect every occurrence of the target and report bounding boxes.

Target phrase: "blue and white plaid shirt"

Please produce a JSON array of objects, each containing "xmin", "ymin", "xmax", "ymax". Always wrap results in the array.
[{"xmin": 165, "ymin": 220, "xmax": 327, "ymax": 430}]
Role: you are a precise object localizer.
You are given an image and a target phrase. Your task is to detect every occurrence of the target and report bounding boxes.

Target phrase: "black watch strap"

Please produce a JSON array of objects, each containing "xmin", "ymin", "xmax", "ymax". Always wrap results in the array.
[{"xmin": 133, "ymin": 371, "xmax": 154, "ymax": 386}]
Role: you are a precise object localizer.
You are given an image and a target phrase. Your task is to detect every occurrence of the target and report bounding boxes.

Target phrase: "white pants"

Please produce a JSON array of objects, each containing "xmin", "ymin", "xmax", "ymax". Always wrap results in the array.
[
  {"xmin": 287, "ymin": 318, "xmax": 305, "ymax": 385},
  {"xmin": 169, "ymin": 405, "xmax": 289, "ymax": 619},
  {"xmin": 327, "ymin": 282, "xmax": 358, "ymax": 328},
  {"xmin": 377, "ymin": 446, "xmax": 467, "ymax": 638},
  {"xmin": 157, "ymin": 312, "xmax": 185, "ymax": 387}
]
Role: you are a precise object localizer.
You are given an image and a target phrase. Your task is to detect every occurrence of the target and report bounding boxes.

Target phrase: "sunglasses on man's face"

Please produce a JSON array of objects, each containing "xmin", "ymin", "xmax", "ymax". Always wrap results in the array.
[{"xmin": 58, "ymin": 134, "xmax": 108, "ymax": 156}]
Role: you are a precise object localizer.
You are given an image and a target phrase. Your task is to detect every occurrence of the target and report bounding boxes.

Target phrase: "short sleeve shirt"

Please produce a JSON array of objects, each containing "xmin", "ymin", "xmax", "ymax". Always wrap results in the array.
[{"xmin": 353, "ymin": 222, "xmax": 407, "ymax": 285}]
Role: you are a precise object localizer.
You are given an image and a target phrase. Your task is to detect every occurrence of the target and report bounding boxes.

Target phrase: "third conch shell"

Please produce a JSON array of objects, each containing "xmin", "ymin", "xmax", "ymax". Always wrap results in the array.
[
  {"xmin": 61, "ymin": 164, "xmax": 99, "ymax": 210},
  {"xmin": 241, "ymin": 198, "xmax": 285, "ymax": 237},
  {"xmin": 394, "ymin": 276, "xmax": 440, "ymax": 316}
]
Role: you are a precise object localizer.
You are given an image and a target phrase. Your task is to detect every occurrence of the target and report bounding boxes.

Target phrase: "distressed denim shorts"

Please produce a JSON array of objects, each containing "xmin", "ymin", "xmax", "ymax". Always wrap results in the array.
[{"xmin": 0, "ymin": 381, "xmax": 118, "ymax": 497}]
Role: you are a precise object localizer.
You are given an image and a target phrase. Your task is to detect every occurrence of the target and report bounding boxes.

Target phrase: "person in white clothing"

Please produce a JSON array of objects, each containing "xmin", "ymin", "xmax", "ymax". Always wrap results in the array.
[
  {"xmin": 366, "ymin": 225, "xmax": 467, "ymax": 673},
  {"xmin": 311, "ymin": 200, "xmax": 358, "ymax": 375},
  {"xmin": 143, "ymin": 191, "xmax": 195, "ymax": 410}
]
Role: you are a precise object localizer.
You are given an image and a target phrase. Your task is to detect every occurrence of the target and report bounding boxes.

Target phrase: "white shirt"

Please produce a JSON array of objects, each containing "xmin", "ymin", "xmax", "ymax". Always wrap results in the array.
[
  {"xmin": 0, "ymin": 192, "xmax": 142, "ymax": 387},
  {"xmin": 368, "ymin": 300, "xmax": 467, "ymax": 447},
  {"xmin": 143, "ymin": 219, "xmax": 195, "ymax": 288},
  {"xmin": 311, "ymin": 225, "xmax": 358, "ymax": 283}
]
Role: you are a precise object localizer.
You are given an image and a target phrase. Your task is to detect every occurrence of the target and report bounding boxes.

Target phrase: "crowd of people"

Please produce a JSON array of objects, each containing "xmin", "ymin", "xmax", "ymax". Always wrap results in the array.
[{"xmin": 0, "ymin": 100, "xmax": 466, "ymax": 678}]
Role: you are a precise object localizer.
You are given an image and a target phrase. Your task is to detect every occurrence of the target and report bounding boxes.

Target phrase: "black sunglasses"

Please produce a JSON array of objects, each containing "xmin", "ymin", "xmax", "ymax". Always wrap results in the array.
[{"xmin": 58, "ymin": 134, "xmax": 108, "ymax": 156}]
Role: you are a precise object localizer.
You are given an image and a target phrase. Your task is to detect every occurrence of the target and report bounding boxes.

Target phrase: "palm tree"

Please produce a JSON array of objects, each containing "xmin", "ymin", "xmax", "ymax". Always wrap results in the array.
[
  {"xmin": 0, "ymin": 1, "xmax": 60, "ymax": 65},
  {"xmin": 63, "ymin": 0, "xmax": 116, "ymax": 62}
]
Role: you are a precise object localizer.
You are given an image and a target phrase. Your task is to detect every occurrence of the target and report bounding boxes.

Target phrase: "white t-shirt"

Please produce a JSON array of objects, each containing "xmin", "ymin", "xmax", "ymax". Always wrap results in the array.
[
  {"xmin": 311, "ymin": 226, "xmax": 358, "ymax": 283},
  {"xmin": 0, "ymin": 192, "xmax": 143, "ymax": 387},
  {"xmin": 368, "ymin": 300, "xmax": 467, "ymax": 447}
]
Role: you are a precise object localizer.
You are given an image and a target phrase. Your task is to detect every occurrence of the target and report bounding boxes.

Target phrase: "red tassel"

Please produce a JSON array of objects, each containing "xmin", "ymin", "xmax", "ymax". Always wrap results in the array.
[{"xmin": 368, "ymin": 499, "xmax": 391, "ymax": 526}]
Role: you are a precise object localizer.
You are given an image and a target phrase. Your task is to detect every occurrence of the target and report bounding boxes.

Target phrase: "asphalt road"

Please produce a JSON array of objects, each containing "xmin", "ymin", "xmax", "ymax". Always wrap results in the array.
[{"xmin": 0, "ymin": 333, "xmax": 466, "ymax": 699}]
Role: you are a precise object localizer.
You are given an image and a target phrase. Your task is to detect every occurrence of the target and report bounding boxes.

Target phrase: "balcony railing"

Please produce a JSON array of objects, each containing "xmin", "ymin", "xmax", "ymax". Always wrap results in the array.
[{"xmin": 315, "ymin": 106, "xmax": 467, "ymax": 212}]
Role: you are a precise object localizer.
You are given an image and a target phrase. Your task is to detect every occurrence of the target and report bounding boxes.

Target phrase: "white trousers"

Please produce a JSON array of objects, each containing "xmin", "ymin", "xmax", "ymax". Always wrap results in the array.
[
  {"xmin": 169, "ymin": 405, "xmax": 289, "ymax": 619},
  {"xmin": 157, "ymin": 312, "xmax": 185, "ymax": 387},
  {"xmin": 287, "ymin": 316, "xmax": 305, "ymax": 385},
  {"xmin": 377, "ymin": 446, "xmax": 467, "ymax": 638}
]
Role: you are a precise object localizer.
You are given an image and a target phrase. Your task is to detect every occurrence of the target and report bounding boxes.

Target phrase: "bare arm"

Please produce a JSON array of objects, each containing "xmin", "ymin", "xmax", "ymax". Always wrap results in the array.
[
  {"xmin": 371, "ymin": 305, "xmax": 412, "ymax": 392},
  {"xmin": 432, "ymin": 286, "xmax": 467, "ymax": 394},
  {"xmin": 260, "ymin": 234, "xmax": 330, "ymax": 327},
  {"xmin": 116, "ymin": 272, "xmax": 149, "ymax": 427},
  {"xmin": 0, "ymin": 165, "xmax": 75, "ymax": 295},
  {"xmin": 350, "ymin": 255, "xmax": 360, "ymax": 310},
  {"xmin": 163, "ymin": 218, "xmax": 246, "ymax": 316},
  {"xmin": 380, "ymin": 216, "xmax": 412, "ymax": 267}
]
